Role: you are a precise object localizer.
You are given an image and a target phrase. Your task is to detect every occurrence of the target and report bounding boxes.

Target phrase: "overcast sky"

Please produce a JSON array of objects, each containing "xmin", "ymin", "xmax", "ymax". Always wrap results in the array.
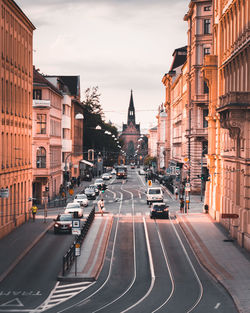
[{"xmin": 16, "ymin": 0, "xmax": 188, "ymax": 132}]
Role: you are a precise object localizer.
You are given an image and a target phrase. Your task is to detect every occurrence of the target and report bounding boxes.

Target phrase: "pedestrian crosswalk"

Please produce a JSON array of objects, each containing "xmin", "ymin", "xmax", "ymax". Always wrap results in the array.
[{"xmin": 34, "ymin": 281, "xmax": 93, "ymax": 312}]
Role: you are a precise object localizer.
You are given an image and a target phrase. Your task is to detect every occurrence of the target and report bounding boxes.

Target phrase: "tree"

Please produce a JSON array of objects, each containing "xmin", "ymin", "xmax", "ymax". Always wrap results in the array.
[{"xmin": 82, "ymin": 87, "xmax": 120, "ymax": 166}]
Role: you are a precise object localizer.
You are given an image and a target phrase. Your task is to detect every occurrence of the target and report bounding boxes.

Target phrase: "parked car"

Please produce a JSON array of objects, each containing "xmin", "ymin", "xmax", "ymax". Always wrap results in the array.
[
  {"xmin": 146, "ymin": 187, "xmax": 164, "ymax": 205},
  {"xmin": 102, "ymin": 173, "xmax": 110, "ymax": 180},
  {"xmin": 73, "ymin": 194, "xmax": 88, "ymax": 207},
  {"xmin": 89, "ymin": 184, "xmax": 99, "ymax": 195},
  {"xmin": 84, "ymin": 187, "xmax": 96, "ymax": 200},
  {"xmin": 53, "ymin": 213, "xmax": 73, "ymax": 234},
  {"xmin": 111, "ymin": 169, "xmax": 116, "ymax": 175},
  {"xmin": 95, "ymin": 178, "xmax": 105, "ymax": 189},
  {"xmin": 150, "ymin": 203, "xmax": 169, "ymax": 219},
  {"xmin": 64, "ymin": 202, "xmax": 83, "ymax": 217}
]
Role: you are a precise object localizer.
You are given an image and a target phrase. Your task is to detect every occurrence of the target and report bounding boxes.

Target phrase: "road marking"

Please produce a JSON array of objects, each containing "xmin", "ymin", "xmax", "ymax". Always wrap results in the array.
[
  {"xmin": 214, "ymin": 303, "xmax": 221, "ymax": 309},
  {"xmin": 0, "ymin": 298, "xmax": 24, "ymax": 307},
  {"xmin": 33, "ymin": 281, "xmax": 93, "ymax": 312}
]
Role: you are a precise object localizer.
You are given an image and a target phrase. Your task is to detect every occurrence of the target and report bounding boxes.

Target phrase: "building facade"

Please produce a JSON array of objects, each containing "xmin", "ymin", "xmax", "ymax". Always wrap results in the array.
[
  {"xmin": 148, "ymin": 127, "xmax": 157, "ymax": 157},
  {"xmin": 46, "ymin": 76, "xmax": 84, "ymax": 182},
  {"xmin": 184, "ymin": 0, "xmax": 212, "ymax": 193},
  {"xmin": 156, "ymin": 104, "xmax": 167, "ymax": 171},
  {"xmin": 0, "ymin": 0, "xmax": 35, "ymax": 238},
  {"xmin": 32, "ymin": 68, "xmax": 63, "ymax": 204},
  {"xmin": 202, "ymin": 0, "xmax": 250, "ymax": 249},
  {"xmin": 120, "ymin": 90, "xmax": 141, "ymax": 164}
]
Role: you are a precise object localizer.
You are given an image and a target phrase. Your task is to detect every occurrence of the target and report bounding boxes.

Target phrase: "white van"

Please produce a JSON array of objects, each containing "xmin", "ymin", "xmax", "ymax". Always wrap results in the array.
[{"xmin": 146, "ymin": 187, "xmax": 164, "ymax": 205}]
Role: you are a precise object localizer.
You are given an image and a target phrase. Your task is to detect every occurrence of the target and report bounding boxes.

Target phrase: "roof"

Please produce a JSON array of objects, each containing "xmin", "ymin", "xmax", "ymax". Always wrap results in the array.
[
  {"xmin": 169, "ymin": 46, "xmax": 187, "ymax": 72},
  {"xmin": 33, "ymin": 68, "xmax": 62, "ymax": 96},
  {"xmin": 58, "ymin": 76, "xmax": 80, "ymax": 98}
]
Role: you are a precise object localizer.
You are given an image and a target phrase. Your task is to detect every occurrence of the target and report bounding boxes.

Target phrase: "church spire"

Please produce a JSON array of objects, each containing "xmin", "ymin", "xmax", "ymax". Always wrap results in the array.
[{"xmin": 127, "ymin": 89, "xmax": 135, "ymax": 125}]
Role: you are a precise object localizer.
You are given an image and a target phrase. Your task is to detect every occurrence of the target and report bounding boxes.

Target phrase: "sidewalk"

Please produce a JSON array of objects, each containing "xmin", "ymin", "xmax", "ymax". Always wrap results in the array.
[
  {"xmin": 0, "ymin": 217, "xmax": 53, "ymax": 283},
  {"xmin": 58, "ymin": 214, "xmax": 113, "ymax": 282},
  {"xmin": 177, "ymin": 212, "xmax": 250, "ymax": 313}
]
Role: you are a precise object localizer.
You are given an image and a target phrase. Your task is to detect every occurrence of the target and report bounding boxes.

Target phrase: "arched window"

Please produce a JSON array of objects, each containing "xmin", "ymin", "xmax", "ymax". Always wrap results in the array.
[{"xmin": 36, "ymin": 147, "xmax": 46, "ymax": 168}]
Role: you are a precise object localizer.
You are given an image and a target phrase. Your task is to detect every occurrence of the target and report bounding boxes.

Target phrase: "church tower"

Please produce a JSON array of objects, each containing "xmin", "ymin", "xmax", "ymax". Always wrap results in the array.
[
  {"xmin": 120, "ymin": 90, "xmax": 141, "ymax": 163},
  {"xmin": 127, "ymin": 90, "xmax": 136, "ymax": 125}
]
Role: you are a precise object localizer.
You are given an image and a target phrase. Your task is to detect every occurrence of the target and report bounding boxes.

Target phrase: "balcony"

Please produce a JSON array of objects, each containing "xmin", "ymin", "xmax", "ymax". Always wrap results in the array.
[
  {"xmin": 172, "ymin": 136, "xmax": 182, "ymax": 144},
  {"xmin": 33, "ymin": 99, "xmax": 51, "ymax": 108},
  {"xmin": 187, "ymin": 128, "xmax": 208, "ymax": 138},
  {"xmin": 193, "ymin": 94, "xmax": 209, "ymax": 104},
  {"xmin": 218, "ymin": 92, "xmax": 250, "ymax": 110}
]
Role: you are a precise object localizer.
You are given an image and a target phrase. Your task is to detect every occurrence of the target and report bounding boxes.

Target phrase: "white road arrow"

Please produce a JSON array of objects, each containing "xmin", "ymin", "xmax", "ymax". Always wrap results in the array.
[{"xmin": 0, "ymin": 298, "xmax": 24, "ymax": 307}]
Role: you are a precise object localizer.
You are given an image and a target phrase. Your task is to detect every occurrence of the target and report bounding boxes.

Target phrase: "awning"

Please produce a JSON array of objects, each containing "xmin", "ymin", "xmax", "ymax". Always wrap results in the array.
[{"xmin": 80, "ymin": 160, "xmax": 94, "ymax": 167}]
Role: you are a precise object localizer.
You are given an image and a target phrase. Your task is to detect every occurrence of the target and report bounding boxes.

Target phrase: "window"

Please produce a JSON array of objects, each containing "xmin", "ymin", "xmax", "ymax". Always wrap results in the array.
[
  {"xmin": 204, "ymin": 19, "xmax": 211, "ymax": 34},
  {"xmin": 203, "ymin": 109, "xmax": 208, "ymax": 128},
  {"xmin": 204, "ymin": 47, "xmax": 210, "ymax": 55},
  {"xmin": 204, "ymin": 81, "xmax": 209, "ymax": 94},
  {"xmin": 202, "ymin": 141, "xmax": 208, "ymax": 156},
  {"xmin": 36, "ymin": 114, "xmax": 46, "ymax": 134},
  {"xmin": 36, "ymin": 147, "xmax": 46, "ymax": 168},
  {"xmin": 63, "ymin": 104, "xmax": 66, "ymax": 114},
  {"xmin": 204, "ymin": 6, "xmax": 211, "ymax": 11},
  {"xmin": 33, "ymin": 89, "xmax": 42, "ymax": 100}
]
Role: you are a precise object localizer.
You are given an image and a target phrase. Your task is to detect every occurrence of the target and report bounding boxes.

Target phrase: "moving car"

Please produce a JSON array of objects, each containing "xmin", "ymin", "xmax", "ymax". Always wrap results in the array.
[
  {"xmin": 111, "ymin": 169, "xmax": 116, "ymax": 175},
  {"xmin": 95, "ymin": 178, "xmax": 105, "ymax": 190},
  {"xmin": 139, "ymin": 169, "xmax": 146, "ymax": 175},
  {"xmin": 146, "ymin": 187, "xmax": 164, "ymax": 204},
  {"xmin": 150, "ymin": 203, "xmax": 169, "ymax": 219},
  {"xmin": 102, "ymin": 173, "xmax": 110, "ymax": 180},
  {"xmin": 73, "ymin": 194, "xmax": 88, "ymax": 207},
  {"xmin": 89, "ymin": 184, "xmax": 99, "ymax": 195},
  {"xmin": 54, "ymin": 213, "xmax": 73, "ymax": 234},
  {"xmin": 84, "ymin": 187, "xmax": 96, "ymax": 200},
  {"xmin": 64, "ymin": 202, "xmax": 83, "ymax": 217}
]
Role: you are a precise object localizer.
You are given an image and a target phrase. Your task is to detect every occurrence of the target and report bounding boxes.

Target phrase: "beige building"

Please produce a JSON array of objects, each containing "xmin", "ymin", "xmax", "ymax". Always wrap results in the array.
[
  {"xmin": 156, "ymin": 104, "xmax": 167, "ymax": 171},
  {"xmin": 202, "ymin": 0, "xmax": 250, "ymax": 249},
  {"xmin": 184, "ymin": 0, "xmax": 213, "ymax": 192},
  {"xmin": 0, "ymin": 0, "xmax": 35, "ymax": 238},
  {"xmin": 162, "ymin": 47, "xmax": 189, "ymax": 178},
  {"xmin": 32, "ymin": 68, "xmax": 63, "ymax": 204},
  {"xmin": 148, "ymin": 126, "xmax": 157, "ymax": 158}
]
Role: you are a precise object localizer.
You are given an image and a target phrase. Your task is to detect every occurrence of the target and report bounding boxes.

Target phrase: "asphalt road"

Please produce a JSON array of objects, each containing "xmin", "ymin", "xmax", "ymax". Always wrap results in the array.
[{"xmin": 0, "ymin": 169, "xmax": 238, "ymax": 313}]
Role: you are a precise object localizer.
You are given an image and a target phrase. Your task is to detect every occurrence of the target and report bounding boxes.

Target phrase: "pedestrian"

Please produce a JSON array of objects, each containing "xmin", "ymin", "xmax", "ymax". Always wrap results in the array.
[
  {"xmin": 175, "ymin": 187, "xmax": 179, "ymax": 200},
  {"xmin": 97, "ymin": 199, "xmax": 105, "ymax": 216},
  {"xmin": 180, "ymin": 198, "xmax": 184, "ymax": 213},
  {"xmin": 31, "ymin": 205, "xmax": 38, "ymax": 221}
]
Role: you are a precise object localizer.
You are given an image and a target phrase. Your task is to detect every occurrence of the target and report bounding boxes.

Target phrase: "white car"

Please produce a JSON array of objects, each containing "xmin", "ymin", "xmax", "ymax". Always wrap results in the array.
[
  {"xmin": 102, "ymin": 173, "xmax": 110, "ymax": 180},
  {"xmin": 64, "ymin": 202, "xmax": 83, "ymax": 218},
  {"xmin": 73, "ymin": 194, "xmax": 89, "ymax": 207},
  {"xmin": 111, "ymin": 169, "xmax": 116, "ymax": 175},
  {"xmin": 146, "ymin": 187, "xmax": 164, "ymax": 205}
]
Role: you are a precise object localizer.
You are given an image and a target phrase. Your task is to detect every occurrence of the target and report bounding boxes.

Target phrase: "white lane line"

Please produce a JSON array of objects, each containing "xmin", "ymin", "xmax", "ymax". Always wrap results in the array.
[
  {"xmin": 214, "ymin": 303, "xmax": 221, "ymax": 309},
  {"xmin": 121, "ymin": 217, "xmax": 156, "ymax": 313},
  {"xmin": 56, "ymin": 281, "xmax": 90, "ymax": 289},
  {"xmin": 170, "ymin": 218, "xmax": 203, "ymax": 313}
]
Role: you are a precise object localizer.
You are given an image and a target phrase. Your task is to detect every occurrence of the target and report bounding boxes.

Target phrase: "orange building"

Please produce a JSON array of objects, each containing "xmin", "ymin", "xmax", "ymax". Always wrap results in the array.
[
  {"xmin": 0, "ymin": 0, "xmax": 35, "ymax": 237},
  {"xmin": 202, "ymin": 0, "xmax": 250, "ymax": 249},
  {"xmin": 184, "ymin": 0, "xmax": 213, "ymax": 193}
]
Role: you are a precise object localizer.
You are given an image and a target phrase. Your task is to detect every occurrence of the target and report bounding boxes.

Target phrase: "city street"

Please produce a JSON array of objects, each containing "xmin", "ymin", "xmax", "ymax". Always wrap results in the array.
[{"xmin": 0, "ymin": 168, "xmax": 238, "ymax": 313}]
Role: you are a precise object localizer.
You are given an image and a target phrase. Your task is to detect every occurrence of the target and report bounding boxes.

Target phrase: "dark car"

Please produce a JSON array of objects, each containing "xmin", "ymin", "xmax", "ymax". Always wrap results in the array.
[
  {"xmin": 84, "ymin": 187, "xmax": 96, "ymax": 200},
  {"xmin": 150, "ymin": 203, "xmax": 169, "ymax": 219},
  {"xmin": 53, "ymin": 213, "xmax": 73, "ymax": 234},
  {"xmin": 89, "ymin": 184, "xmax": 99, "ymax": 195}
]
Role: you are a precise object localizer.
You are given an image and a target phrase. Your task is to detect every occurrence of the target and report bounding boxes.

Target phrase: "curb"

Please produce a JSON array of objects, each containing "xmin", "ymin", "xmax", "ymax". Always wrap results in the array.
[
  {"xmin": 58, "ymin": 216, "xmax": 113, "ymax": 282},
  {"xmin": 0, "ymin": 221, "xmax": 53, "ymax": 283},
  {"xmin": 176, "ymin": 214, "xmax": 241, "ymax": 313}
]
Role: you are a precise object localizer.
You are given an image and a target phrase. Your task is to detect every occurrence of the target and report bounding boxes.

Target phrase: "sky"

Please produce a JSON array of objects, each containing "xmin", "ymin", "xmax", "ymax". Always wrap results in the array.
[{"xmin": 16, "ymin": 0, "xmax": 188, "ymax": 132}]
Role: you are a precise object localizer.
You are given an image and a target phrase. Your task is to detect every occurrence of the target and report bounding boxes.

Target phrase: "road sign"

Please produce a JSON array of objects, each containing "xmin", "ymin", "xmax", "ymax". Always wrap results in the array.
[
  {"xmin": 184, "ymin": 157, "xmax": 189, "ymax": 162},
  {"xmin": 183, "ymin": 163, "xmax": 190, "ymax": 170},
  {"xmin": 221, "ymin": 213, "xmax": 239, "ymax": 219},
  {"xmin": 148, "ymin": 180, "xmax": 152, "ymax": 187},
  {"xmin": 72, "ymin": 219, "xmax": 81, "ymax": 235},
  {"xmin": 69, "ymin": 188, "xmax": 74, "ymax": 195},
  {"xmin": 75, "ymin": 243, "xmax": 81, "ymax": 256}
]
